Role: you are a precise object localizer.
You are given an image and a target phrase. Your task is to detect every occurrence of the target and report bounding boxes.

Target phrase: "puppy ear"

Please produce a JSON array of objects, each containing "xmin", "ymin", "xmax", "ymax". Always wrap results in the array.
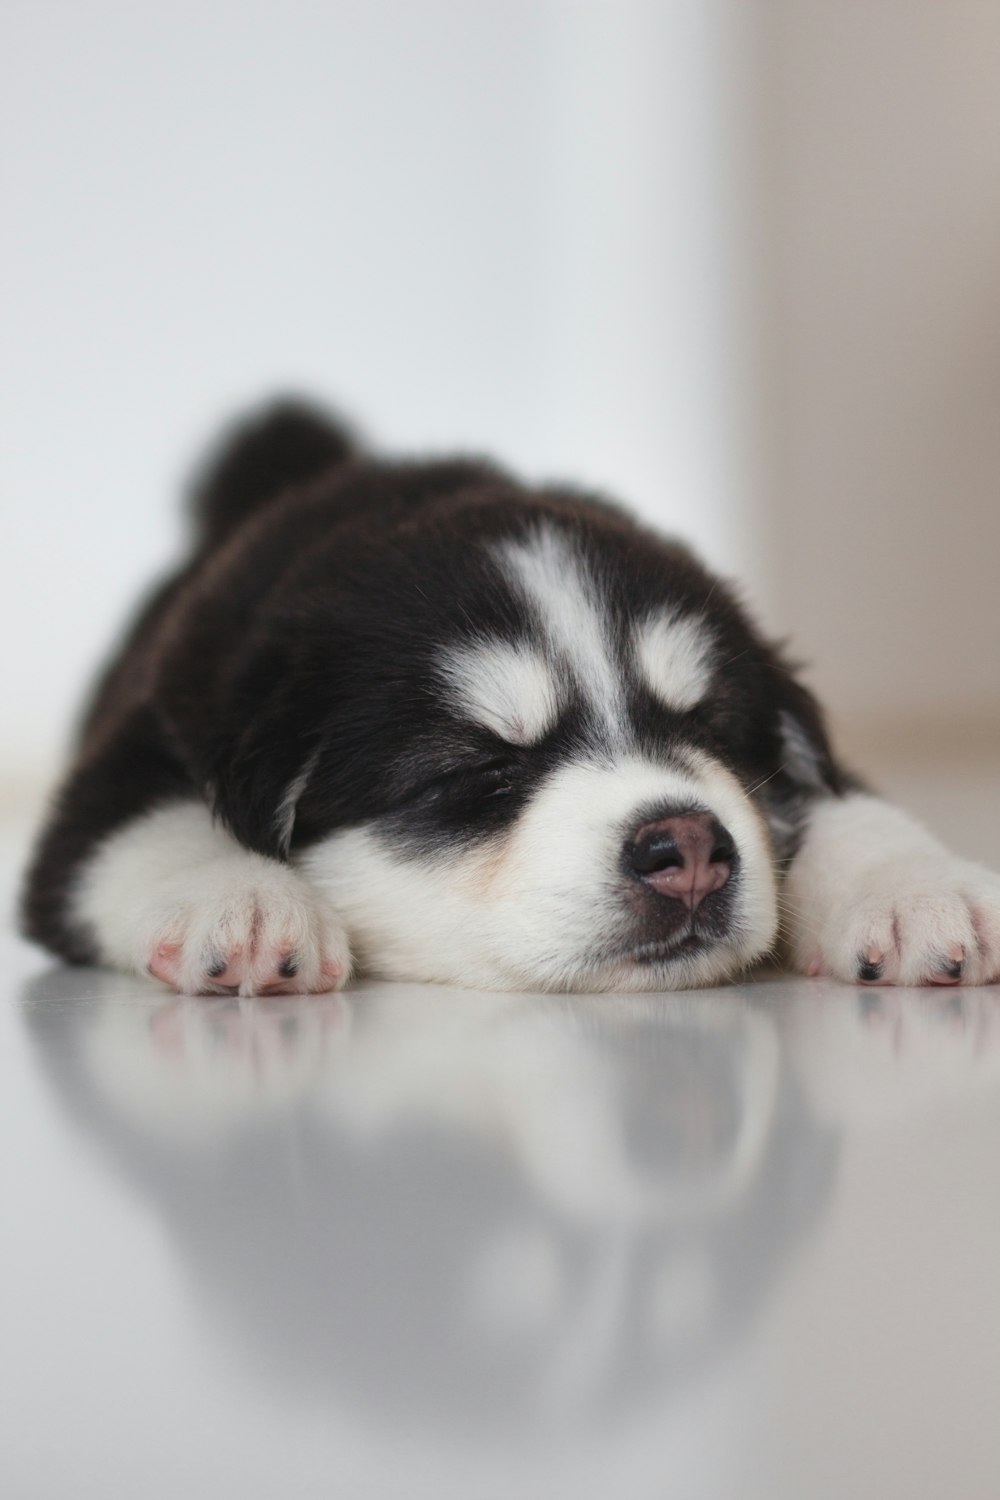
[
  {"xmin": 771, "ymin": 668, "xmax": 851, "ymax": 798},
  {"xmin": 777, "ymin": 707, "xmax": 830, "ymax": 793},
  {"xmin": 214, "ymin": 715, "xmax": 324, "ymax": 860},
  {"xmin": 206, "ymin": 640, "xmax": 330, "ymax": 860}
]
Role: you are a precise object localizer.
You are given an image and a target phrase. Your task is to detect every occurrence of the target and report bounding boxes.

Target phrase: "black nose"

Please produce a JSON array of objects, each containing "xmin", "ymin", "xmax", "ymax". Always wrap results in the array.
[{"xmin": 629, "ymin": 813, "xmax": 735, "ymax": 911}]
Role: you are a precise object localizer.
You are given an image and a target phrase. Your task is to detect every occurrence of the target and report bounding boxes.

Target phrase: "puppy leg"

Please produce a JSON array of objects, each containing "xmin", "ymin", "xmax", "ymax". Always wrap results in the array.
[
  {"xmin": 784, "ymin": 793, "xmax": 1000, "ymax": 987},
  {"xmin": 70, "ymin": 801, "xmax": 351, "ymax": 995}
]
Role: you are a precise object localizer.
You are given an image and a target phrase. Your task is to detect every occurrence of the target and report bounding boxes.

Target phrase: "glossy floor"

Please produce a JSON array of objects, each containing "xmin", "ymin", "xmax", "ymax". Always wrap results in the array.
[{"xmin": 3, "ymin": 813, "xmax": 1000, "ymax": 1499}]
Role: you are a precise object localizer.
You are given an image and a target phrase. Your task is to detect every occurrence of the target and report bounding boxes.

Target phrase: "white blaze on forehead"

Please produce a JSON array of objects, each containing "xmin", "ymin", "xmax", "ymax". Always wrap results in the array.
[
  {"xmin": 439, "ymin": 640, "xmax": 562, "ymax": 745},
  {"xmin": 635, "ymin": 610, "xmax": 715, "ymax": 711},
  {"xmin": 497, "ymin": 526, "xmax": 625, "ymax": 732}
]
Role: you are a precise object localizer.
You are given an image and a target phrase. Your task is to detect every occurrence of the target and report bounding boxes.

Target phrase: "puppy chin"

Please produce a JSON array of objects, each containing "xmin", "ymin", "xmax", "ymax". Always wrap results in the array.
[
  {"xmin": 572, "ymin": 935, "xmax": 776, "ymax": 995},
  {"xmin": 353, "ymin": 929, "xmax": 772, "ymax": 996}
]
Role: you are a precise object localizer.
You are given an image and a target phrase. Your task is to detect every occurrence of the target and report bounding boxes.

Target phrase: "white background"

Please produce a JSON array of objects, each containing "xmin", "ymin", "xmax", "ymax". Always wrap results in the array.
[{"xmin": 1, "ymin": 0, "xmax": 748, "ymax": 783}]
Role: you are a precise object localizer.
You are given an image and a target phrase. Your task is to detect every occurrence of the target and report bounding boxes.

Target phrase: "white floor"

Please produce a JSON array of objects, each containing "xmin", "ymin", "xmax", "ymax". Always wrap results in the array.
[{"xmin": 2, "ymin": 764, "xmax": 1000, "ymax": 1500}]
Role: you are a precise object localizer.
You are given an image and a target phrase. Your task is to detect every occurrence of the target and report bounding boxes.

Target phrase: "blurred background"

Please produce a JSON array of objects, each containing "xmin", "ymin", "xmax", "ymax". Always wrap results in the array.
[{"xmin": 3, "ymin": 1, "xmax": 998, "ymax": 850}]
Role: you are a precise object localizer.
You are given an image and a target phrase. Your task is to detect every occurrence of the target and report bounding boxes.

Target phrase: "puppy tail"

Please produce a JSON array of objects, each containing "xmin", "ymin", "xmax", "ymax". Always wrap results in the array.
[{"xmin": 188, "ymin": 397, "xmax": 358, "ymax": 550}]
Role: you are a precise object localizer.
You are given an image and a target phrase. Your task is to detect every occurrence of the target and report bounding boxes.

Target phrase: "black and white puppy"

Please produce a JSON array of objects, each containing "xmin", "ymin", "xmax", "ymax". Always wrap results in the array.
[{"xmin": 22, "ymin": 402, "xmax": 1000, "ymax": 996}]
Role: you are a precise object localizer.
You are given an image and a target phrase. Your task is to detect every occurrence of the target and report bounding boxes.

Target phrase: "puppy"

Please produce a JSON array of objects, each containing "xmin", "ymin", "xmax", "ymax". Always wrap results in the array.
[{"xmin": 21, "ymin": 402, "xmax": 1000, "ymax": 995}]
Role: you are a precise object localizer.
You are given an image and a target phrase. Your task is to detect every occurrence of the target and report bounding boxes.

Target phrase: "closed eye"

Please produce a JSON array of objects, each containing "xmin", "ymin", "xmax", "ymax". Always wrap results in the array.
[
  {"xmin": 441, "ymin": 755, "xmax": 519, "ymax": 796},
  {"xmin": 394, "ymin": 752, "xmax": 521, "ymax": 809},
  {"xmin": 476, "ymin": 758, "xmax": 519, "ymax": 796}
]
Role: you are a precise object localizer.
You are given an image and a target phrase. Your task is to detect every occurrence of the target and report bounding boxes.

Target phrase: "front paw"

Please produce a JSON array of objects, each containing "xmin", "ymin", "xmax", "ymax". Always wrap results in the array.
[
  {"xmin": 72, "ymin": 802, "xmax": 352, "ymax": 995},
  {"xmin": 144, "ymin": 864, "xmax": 350, "ymax": 996},
  {"xmin": 787, "ymin": 855, "xmax": 1000, "ymax": 988}
]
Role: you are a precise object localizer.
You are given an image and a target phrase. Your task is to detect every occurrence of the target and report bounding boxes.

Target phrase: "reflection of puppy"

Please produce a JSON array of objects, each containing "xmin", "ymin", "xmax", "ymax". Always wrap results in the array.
[
  {"xmin": 21, "ymin": 401, "xmax": 1000, "ymax": 994},
  {"xmin": 22, "ymin": 973, "xmax": 835, "ymax": 1430},
  {"xmin": 784, "ymin": 981, "xmax": 1000, "ymax": 1126}
]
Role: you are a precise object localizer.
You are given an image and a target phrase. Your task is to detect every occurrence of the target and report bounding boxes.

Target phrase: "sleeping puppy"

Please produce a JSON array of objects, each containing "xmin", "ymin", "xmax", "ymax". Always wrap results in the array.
[{"xmin": 21, "ymin": 402, "xmax": 1000, "ymax": 995}]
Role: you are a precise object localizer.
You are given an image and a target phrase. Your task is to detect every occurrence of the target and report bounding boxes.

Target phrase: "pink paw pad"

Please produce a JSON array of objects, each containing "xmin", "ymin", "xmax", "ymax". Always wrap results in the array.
[
  {"xmin": 146, "ymin": 933, "xmax": 346, "ymax": 997},
  {"xmin": 148, "ymin": 943, "xmax": 183, "ymax": 986}
]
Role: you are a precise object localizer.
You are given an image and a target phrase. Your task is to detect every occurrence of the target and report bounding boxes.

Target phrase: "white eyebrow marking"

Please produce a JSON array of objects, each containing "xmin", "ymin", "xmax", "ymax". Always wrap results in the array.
[
  {"xmin": 438, "ymin": 640, "xmax": 563, "ymax": 745},
  {"xmin": 496, "ymin": 526, "xmax": 625, "ymax": 734},
  {"xmin": 635, "ymin": 610, "xmax": 715, "ymax": 710}
]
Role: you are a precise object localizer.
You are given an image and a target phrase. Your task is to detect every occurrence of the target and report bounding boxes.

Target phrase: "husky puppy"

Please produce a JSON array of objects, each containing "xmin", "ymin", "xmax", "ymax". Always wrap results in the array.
[{"xmin": 21, "ymin": 403, "xmax": 1000, "ymax": 995}]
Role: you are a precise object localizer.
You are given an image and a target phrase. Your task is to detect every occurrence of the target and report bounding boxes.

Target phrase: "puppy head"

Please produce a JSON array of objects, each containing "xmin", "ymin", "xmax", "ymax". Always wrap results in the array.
[{"xmin": 213, "ymin": 495, "xmax": 840, "ymax": 991}]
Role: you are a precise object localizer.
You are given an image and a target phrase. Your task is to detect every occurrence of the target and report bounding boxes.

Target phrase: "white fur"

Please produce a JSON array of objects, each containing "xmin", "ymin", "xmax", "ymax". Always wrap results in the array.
[
  {"xmin": 73, "ymin": 801, "xmax": 351, "ymax": 995},
  {"xmin": 635, "ymin": 610, "xmax": 715, "ymax": 711},
  {"xmin": 498, "ymin": 527, "xmax": 625, "ymax": 738},
  {"xmin": 438, "ymin": 640, "xmax": 563, "ymax": 745},
  {"xmin": 300, "ymin": 749, "xmax": 778, "ymax": 992},
  {"xmin": 784, "ymin": 793, "xmax": 1000, "ymax": 986}
]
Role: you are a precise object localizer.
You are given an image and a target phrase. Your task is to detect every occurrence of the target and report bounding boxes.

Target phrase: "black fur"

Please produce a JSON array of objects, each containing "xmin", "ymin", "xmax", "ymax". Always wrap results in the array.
[{"xmin": 188, "ymin": 399, "xmax": 357, "ymax": 549}]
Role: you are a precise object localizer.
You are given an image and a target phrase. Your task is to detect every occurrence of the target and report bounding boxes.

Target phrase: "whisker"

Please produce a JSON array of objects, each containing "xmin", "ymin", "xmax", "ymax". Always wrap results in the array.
[{"xmin": 745, "ymin": 762, "xmax": 788, "ymax": 799}]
